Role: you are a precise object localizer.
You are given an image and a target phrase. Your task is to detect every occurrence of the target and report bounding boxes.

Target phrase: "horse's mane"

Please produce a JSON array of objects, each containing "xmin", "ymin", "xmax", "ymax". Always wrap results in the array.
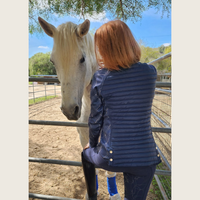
[{"xmin": 54, "ymin": 22, "xmax": 95, "ymax": 65}]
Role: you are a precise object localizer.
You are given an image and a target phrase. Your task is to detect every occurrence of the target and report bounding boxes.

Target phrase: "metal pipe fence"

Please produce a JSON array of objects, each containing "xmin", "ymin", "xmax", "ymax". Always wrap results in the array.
[
  {"xmin": 154, "ymin": 175, "xmax": 169, "ymax": 200},
  {"xmin": 29, "ymin": 157, "xmax": 171, "ymax": 176},
  {"xmin": 149, "ymin": 53, "xmax": 171, "ymax": 200},
  {"xmin": 155, "ymin": 88, "xmax": 171, "ymax": 94},
  {"xmin": 152, "ymin": 112, "xmax": 170, "ymax": 128},
  {"xmin": 148, "ymin": 52, "xmax": 171, "ymax": 65},
  {"xmin": 29, "ymin": 193, "xmax": 81, "ymax": 200},
  {"xmin": 29, "ymin": 82, "xmax": 61, "ymax": 101},
  {"xmin": 29, "ymin": 52, "xmax": 171, "ymax": 200},
  {"xmin": 29, "ymin": 78, "xmax": 171, "ymax": 88},
  {"xmin": 29, "ymin": 120, "xmax": 171, "ymax": 132},
  {"xmin": 152, "ymin": 90, "xmax": 171, "ymax": 199}
]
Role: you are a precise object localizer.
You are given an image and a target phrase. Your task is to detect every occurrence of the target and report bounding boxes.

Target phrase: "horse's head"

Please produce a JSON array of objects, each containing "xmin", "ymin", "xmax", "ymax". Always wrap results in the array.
[{"xmin": 38, "ymin": 17, "xmax": 97, "ymax": 120}]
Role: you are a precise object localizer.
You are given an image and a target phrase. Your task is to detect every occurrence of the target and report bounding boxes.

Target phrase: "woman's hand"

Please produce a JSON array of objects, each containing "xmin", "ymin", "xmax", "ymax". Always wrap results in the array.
[{"xmin": 84, "ymin": 142, "xmax": 90, "ymax": 150}]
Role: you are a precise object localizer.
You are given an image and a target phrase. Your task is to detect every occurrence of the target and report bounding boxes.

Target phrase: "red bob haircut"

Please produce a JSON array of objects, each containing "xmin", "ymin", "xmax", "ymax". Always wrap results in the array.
[{"xmin": 94, "ymin": 20, "xmax": 141, "ymax": 71}]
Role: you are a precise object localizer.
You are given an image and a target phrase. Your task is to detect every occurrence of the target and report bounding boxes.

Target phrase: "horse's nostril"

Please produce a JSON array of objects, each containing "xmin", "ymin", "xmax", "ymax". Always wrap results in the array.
[{"xmin": 74, "ymin": 106, "xmax": 79, "ymax": 116}]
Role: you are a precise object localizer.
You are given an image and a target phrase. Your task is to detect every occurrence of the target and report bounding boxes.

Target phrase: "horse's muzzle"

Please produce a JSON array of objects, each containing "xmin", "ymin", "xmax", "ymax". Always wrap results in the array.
[{"xmin": 60, "ymin": 105, "xmax": 80, "ymax": 120}]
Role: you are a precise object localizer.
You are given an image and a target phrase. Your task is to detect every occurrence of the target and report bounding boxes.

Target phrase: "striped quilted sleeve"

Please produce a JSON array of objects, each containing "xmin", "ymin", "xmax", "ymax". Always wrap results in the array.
[{"xmin": 88, "ymin": 72, "xmax": 104, "ymax": 148}]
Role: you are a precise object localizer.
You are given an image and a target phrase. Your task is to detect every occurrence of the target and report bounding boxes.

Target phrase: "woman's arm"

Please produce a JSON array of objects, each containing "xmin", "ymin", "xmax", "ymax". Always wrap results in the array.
[{"xmin": 88, "ymin": 74, "xmax": 104, "ymax": 148}]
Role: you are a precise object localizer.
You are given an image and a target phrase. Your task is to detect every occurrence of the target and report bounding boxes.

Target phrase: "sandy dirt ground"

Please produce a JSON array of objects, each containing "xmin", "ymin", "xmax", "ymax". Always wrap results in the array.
[{"xmin": 29, "ymin": 96, "xmax": 160, "ymax": 200}]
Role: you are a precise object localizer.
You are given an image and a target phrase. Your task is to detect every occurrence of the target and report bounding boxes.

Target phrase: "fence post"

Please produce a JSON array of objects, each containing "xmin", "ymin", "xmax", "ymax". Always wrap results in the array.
[
  {"xmin": 44, "ymin": 82, "xmax": 47, "ymax": 99},
  {"xmin": 32, "ymin": 82, "xmax": 35, "ymax": 103},
  {"xmin": 54, "ymin": 83, "xmax": 56, "ymax": 97}
]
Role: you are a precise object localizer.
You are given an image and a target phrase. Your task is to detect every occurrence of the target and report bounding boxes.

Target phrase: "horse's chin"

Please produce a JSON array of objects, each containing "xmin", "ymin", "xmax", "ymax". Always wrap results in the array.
[
  {"xmin": 61, "ymin": 110, "xmax": 81, "ymax": 121},
  {"xmin": 67, "ymin": 116, "xmax": 79, "ymax": 121}
]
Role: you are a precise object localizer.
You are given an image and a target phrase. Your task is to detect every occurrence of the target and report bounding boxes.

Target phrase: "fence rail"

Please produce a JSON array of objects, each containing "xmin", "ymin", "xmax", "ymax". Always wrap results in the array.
[
  {"xmin": 29, "ymin": 77, "xmax": 171, "ymax": 88},
  {"xmin": 29, "ymin": 157, "xmax": 171, "ymax": 176},
  {"xmin": 154, "ymin": 175, "xmax": 169, "ymax": 200},
  {"xmin": 29, "ymin": 120, "xmax": 171, "ymax": 133},
  {"xmin": 29, "ymin": 193, "xmax": 81, "ymax": 200},
  {"xmin": 152, "ymin": 112, "xmax": 170, "ymax": 128},
  {"xmin": 155, "ymin": 88, "xmax": 171, "ymax": 94},
  {"xmin": 29, "ymin": 77, "xmax": 60, "ymax": 83},
  {"xmin": 148, "ymin": 52, "xmax": 171, "ymax": 65}
]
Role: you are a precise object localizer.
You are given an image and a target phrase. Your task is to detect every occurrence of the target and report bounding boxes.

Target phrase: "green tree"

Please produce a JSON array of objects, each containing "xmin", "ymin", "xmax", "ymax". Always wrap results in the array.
[
  {"xmin": 29, "ymin": 52, "xmax": 56, "ymax": 75},
  {"xmin": 139, "ymin": 42, "xmax": 171, "ymax": 73},
  {"xmin": 139, "ymin": 41, "xmax": 160, "ymax": 63},
  {"xmin": 157, "ymin": 45, "xmax": 171, "ymax": 73},
  {"xmin": 159, "ymin": 45, "xmax": 165, "ymax": 54},
  {"xmin": 29, "ymin": 0, "xmax": 171, "ymax": 34}
]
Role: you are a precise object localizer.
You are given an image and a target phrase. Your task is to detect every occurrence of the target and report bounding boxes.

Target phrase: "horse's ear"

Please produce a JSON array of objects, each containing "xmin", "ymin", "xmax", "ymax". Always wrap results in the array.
[
  {"xmin": 77, "ymin": 19, "xmax": 90, "ymax": 37},
  {"xmin": 38, "ymin": 17, "xmax": 56, "ymax": 37}
]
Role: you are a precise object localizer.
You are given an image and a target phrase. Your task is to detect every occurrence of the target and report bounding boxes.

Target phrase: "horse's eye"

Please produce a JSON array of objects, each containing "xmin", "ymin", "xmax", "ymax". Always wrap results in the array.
[{"xmin": 80, "ymin": 56, "xmax": 85, "ymax": 63}]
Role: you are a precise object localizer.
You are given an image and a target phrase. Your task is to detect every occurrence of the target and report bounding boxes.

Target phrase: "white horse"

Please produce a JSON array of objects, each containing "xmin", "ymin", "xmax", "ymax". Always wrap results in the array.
[{"xmin": 38, "ymin": 17, "xmax": 121, "ymax": 200}]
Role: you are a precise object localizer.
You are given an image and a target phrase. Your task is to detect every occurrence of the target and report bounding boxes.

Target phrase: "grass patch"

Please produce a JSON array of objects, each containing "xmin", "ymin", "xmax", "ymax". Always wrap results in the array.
[
  {"xmin": 150, "ymin": 162, "xmax": 171, "ymax": 200},
  {"xmin": 150, "ymin": 177, "xmax": 164, "ymax": 200},
  {"xmin": 29, "ymin": 95, "xmax": 57, "ymax": 105},
  {"xmin": 29, "ymin": 82, "xmax": 33, "ymax": 85}
]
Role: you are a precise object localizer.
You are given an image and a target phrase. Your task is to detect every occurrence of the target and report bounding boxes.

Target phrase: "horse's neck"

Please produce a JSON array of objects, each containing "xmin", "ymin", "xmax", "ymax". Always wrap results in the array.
[
  {"xmin": 80, "ymin": 61, "xmax": 98, "ymax": 123},
  {"xmin": 79, "ymin": 35, "xmax": 98, "ymax": 123},
  {"xmin": 81, "ymin": 88, "xmax": 91, "ymax": 121}
]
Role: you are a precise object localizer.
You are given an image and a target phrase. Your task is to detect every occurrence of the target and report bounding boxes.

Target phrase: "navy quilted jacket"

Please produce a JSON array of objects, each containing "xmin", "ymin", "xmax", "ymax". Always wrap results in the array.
[{"xmin": 88, "ymin": 62, "xmax": 161, "ymax": 167}]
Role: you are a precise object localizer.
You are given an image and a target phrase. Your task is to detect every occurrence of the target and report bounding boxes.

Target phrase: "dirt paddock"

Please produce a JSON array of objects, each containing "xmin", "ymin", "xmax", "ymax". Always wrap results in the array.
[{"xmin": 29, "ymin": 96, "xmax": 164, "ymax": 200}]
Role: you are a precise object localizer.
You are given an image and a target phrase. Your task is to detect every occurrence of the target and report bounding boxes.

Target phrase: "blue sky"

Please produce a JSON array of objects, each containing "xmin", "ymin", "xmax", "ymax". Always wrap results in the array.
[{"xmin": 29, "ymin": 8, "xmax": 171, "ymax": 58}]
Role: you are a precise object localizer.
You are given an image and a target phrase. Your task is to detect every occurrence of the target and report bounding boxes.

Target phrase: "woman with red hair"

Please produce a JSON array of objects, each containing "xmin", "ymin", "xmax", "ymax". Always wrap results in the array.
[{"xmin": 82, "ymin": 20, "xmax": 161, "ymax": 200}]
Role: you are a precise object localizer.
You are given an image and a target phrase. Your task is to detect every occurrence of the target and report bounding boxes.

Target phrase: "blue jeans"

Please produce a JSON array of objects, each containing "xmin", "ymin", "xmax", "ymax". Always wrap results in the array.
[{"xmin": 83, "ymin": 147, "xmax": 156, "ymax": 200}]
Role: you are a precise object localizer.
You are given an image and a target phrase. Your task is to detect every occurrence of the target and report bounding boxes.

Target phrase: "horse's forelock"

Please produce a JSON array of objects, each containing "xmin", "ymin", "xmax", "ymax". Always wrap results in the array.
[{"xmin": 55, "ymin": 22, "xmax": 94, "ymax": 61}]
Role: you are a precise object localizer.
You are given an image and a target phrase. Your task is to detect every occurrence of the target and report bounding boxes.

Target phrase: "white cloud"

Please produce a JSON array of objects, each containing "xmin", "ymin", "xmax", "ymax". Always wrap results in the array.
[
  {"xmin": 85, "ymin": 11, "xmax": 109, "ymax": 23},
  {"xmin": 38, "ymin": 46, "xmax": 49, "ymax": 49},
  {"xmin": 37, "ymin": 0, "xmax": 50, "ymax": 10},
  {"xmin": 163, "ymin": 43, "xmax": 171, "ymax": 47},
  {"xmin": 73, "ymin": 11, "xmax": 109, "ymax": 23}
]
